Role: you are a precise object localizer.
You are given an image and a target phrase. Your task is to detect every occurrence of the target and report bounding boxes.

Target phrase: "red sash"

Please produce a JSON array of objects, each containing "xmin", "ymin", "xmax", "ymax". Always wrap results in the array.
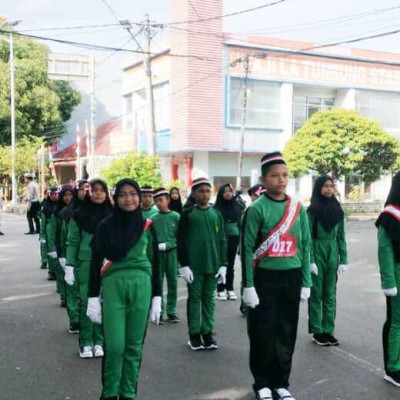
[
  {"xmin": 253, "ymin": 197, "xmax": 301, "ymax": 267},
  {"xmin": 100, "ymin": 218, "xmax": 153, "ymax": 276},
  {"xmin": 382, "ymin": 204, "xmax": 400, "ymax": 221}
]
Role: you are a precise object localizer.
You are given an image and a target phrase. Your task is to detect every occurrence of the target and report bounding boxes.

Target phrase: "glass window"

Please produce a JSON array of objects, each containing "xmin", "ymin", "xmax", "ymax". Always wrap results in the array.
[
  {"xmin": 293, "ymin": 95, "xmax": 335, "ymax": 132},
  {"xmin": 229, "ymin": 77, "xmax": 281, "ymax": 128}
]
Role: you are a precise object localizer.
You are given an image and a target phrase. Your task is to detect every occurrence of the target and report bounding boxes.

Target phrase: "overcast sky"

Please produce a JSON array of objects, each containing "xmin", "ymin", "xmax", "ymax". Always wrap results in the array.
[{"xmin": 3, "ymin": 0, "xmax": 400, "ymax": 142}]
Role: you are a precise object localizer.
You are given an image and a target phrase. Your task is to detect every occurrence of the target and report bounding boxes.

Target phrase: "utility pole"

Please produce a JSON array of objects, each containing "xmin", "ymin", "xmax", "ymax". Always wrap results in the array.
[
  {"xmin": 143, "ymin": 14, "xmax": 156, "ymax": 156},
  {"xmin": 10, "ymin": 30, "xmax": 17, "ymax": 204},
  {"xmin": 236, "ymin": 55, "xmax": 250, "ymax": 190},
  {"xmin": 40, "ymin": 143, "xmax": 45, "ymax": 198},
  {"xmin": 90, "ymin": 55, "xmax": 96, "ymax": 177}
]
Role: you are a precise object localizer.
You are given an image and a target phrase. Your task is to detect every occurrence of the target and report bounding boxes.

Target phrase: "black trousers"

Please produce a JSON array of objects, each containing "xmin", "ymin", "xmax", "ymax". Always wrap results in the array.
[
  {"xmin": 27, "ymin": 201, "xmax": 40, "ymax": 233},
  {"xmin": 248, "ymin": 268, "xmax": 302, "ymax": 391},
  {"xmin": 218, "ymin": 235, "xmax": 240, "ymax": 292}
]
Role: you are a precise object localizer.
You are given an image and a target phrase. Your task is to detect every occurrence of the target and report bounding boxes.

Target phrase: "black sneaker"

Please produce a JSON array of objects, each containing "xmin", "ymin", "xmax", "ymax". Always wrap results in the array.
[
  {"xmin": 69, "ymin": 323, "xmax": 80, "ymax": 334},
  {"xmin": 24, "ymin": 231, "xmax": 35, "ymax": 235},
  {"xmin": 312, "ymin": 333, "xmax": 330, "ymax": 346},
  {"xmin": 0, "ymin": 231, "xmax": 4, "ymax": 235},
  {"xmin": 47, "ymin": 273, "xmax": 56, "ymax": 281},
  {"xmin": 202, "ymin": 332, "xmax": 218, "ymax": 350},
  {"xmin": 40, "ymin": 263, "xmax": 47, "ymax": 270},
  {"xmin": 60, "ymin": 300, "xmax": 67, "ymax": 308},
  {"xmin": 325, "ymin": 333, "xmax": 339, "ymax": 346},
  {"xmin": 187, "ymin": 334, "xmax": 204, "ymax": 351},
  {"xmin": 384, "ymin": 370, "xmax": 400, "ymax": 387},
  {"xmin": 167, "ymin": 314, "xmax": 180, "ymax": 323}
]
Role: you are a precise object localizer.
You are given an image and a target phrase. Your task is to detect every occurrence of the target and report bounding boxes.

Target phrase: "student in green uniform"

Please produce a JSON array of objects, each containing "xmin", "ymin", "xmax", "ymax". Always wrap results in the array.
[
  {"xmin": 141, "ymin": 185, "xmax": 158, "ymax": 219},
  {"xmin": 214, "ymin": 184, "xmax": 242, "ymax": 301},
  {"xmin": 307, "ymin": 175, "xmax": 348, "ymax": 347},
  {"xmin": 169, "ymin": 187, "xmax": 183, "ymax": 215},
  {"xmin": 47, "ymin": 185, "xmax": 74, "ymax": 307},
  {"xmin": 58, "ymin": 181, "xmax": 87, "ymax": 334},
  {"xmin": 39, "ymin": 187, "xmax": 59, "ymax": 274},
  {"xmin": 152, "ymin": 187, "xmax": 180, "ymax": 323},
  {"xmin": 376, "ymin": 171, "xmax": 400, "ymax": 388},
  {"xmin": 87, "ymin": 178, "xmax": 162, "ymax": 400},
  {"xmin": 64, "ymin": 179, "xmax": 112, "ymax": 359},
  {"xmin": 241, "ymin": 152, "xmax": 311, "ymax": 400},
  {"xmin": 177, "ymin": 177, "xmax": 228, "ymax": 351}
]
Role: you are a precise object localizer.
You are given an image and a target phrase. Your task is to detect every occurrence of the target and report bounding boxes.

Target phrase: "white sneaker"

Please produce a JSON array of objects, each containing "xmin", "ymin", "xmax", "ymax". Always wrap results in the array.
[
  {"xmin": 275, "ymin": 388, "xmax": 296, "ymax": 400},
  {"xmin": 216, "ymin": 291, "xmax": 228, "ymax": 300},
  {"xmin": 256, "ymin": 388, "xmax": 273, "ymax": 400},
  {"xmin": 79, "ymin": 346, "xmax": 93, "ymax": 359},
  {"xmin": 227, "ymin": 291, "xmax": 237, "ymax": 300},
  {"xmin": 93, "ymin": 345, "xmax": 104, "ymax": 358}
]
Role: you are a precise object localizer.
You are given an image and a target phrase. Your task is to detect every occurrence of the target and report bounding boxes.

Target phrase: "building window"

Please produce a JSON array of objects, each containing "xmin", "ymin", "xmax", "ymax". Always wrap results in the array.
[
  {"xmin": 293, "ymin": 96, "xmax": 335, "ymax": 132},
  {"xmin": 228, "ymin": 77, "xmax": 281, "ymax": 128},
  {"xmin": 153, "ymin": 82, "xmax": 170, "ymax": 132}
]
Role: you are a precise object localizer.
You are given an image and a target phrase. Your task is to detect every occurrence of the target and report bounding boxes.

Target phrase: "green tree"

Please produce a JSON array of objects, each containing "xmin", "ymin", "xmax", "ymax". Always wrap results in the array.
[
  {"xmin": 101, "ymin": 153, "xmax": 162, "ymax": 188},
  {"xmin": 0, "ymin": 30, "xmax": 81, "ymax": 145},
  {"xmin": 283, "ymin": 108, "xmax": 400, "ymax": 182}
]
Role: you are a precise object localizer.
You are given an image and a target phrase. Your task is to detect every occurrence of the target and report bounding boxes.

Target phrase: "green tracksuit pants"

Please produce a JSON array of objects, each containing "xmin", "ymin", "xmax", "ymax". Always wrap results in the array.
[
  {"xmin": 160, "ymin": 250, "xmax": 178, "ymax": 317},
  {"xmin": 308, "ymin": 239, "xmax": 339, "ymax": 334},
  {"xmin": 383, "ymin": 267, "xmax": 400, "ymax": 372},
  {"xmin": 55, "ymin": 260, "xmax": 66, "ymax": 303},
  {"xmin": 102, "ymin": 269, "xmax": 152, "ymax": 399},
  {"xmin": 40, "ymin": 242, "xmax": 48, "ymax": 266},
  {"xmin": 66, "ymin": 267, "xmax": 79, "ymax": 325},
  {"xmin": 187, "ymin": 272, "xmax": 217, "ymax": 335},
  {"xmin": 78, "ymin": 260, "xmax": 103, "ymax": 348},
  {"xmin": 48, "ymin": 255, "xmax": 57, "ymax": 276}
]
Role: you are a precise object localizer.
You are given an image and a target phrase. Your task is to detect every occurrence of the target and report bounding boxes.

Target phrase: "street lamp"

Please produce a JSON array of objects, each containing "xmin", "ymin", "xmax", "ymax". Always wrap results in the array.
[{"xmin": 1, "ymin": 20, "xmax": 22, "ymax": 204}]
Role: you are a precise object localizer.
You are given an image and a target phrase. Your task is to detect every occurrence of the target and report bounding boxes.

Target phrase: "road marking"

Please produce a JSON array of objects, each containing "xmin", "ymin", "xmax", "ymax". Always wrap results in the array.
[
  {"xmin": 198, "ymin": 387, "xmax": 250, "ymax": 400},
  {"xmin": 0, "ymin": 292, "xmax": 52, "ymax": 304}
]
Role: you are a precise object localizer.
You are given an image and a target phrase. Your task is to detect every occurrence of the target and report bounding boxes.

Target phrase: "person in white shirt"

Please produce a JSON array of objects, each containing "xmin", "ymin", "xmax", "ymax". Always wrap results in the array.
[{"xmin": 24, "ymin": 173, "xmax": 40, "ymax": 234}]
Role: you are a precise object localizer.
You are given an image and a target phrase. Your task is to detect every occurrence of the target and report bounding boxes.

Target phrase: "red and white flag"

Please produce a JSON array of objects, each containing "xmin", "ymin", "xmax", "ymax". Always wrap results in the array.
[{"xmin": 76, "ymin": 124, "xmax": 81, "ymax": 156}]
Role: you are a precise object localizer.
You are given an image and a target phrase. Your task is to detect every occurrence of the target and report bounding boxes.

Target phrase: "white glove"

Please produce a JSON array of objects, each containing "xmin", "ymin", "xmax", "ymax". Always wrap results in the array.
[
  {"xmin": 242, "ymin": 287, "xmax": 260, "ymax": 309},
  {"xmin": 300, "ymin": 287, "xmax": 311, "ymax": 302},
  {"xmin": 310, "ymin": 263, "xmax": 318, "ymax": 276},
  {"xmin": 64, "ymin": 266, "xmax": 75, "ymax": 286},
  {"xmin": 338, "ymin": 264, "xmax": 348, "ymax": 274},
  {"xmin": 158, "ymin": 243, "xmax": 167, "ymax": 251},
  {"xmin": 383, "ymin": 287, "xmax": 398, "ymax": 297},
  {"xmin": 215, "ymin": 266, "xmax": 227, "ymax": 284},
  {"xmin": 86, "ymin": 297, "xmax": 102, "ymax": 324},
  {"xmin": 40, "ymin": 239, "xmax": 46, "ymax": 244},
  {"xmin": 58, "ymin": 258, "xmax": 66, "ymax": 269},
  {"xmin": 150, "ymin": 296, "xmax": 162, "ymax": 325},
  {"xmin": 47, "ymin": 251, "xmax": 58, "ymax": 259},
  {"xmin": 179, "ymin": 266, "xmax": 194, "ymax": 284}
]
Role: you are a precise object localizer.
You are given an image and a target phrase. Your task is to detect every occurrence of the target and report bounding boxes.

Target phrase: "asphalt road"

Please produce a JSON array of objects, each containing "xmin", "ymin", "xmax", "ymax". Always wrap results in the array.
[{"xmin": 0, "ymin": 212, "xmax": 399, "ymax": 400}]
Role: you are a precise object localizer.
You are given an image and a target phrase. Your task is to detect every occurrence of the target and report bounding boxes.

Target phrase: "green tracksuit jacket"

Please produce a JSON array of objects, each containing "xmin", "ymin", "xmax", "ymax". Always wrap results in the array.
[
  {"xmin": 308, "ymin": 213, "xmax": 348, "ymax": 334},
  {"xmin": 142, "ymin": 205, "xmax": 158, "ymax": 219}
]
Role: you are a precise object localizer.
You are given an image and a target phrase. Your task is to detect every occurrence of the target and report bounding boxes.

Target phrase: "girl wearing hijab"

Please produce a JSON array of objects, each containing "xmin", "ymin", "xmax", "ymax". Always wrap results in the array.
[
  {"xmin": 169, "ymin": 187, "xmax": 183, "ymax": 215},
  {"xmin": 39, "ymin": 187, "xmax": 59, "ymax": 276},
  {"xmin": 307, "ymin": 175, "xmax": 348, "ymax": 347},
  {"xmin": 376, "ymin": 171, "xmax": 400, "ymax": 387},
  {"xmin": 87, "ymin": 178, "xmax": 162, "ymax": 400},
  {"xmin": 214, "ymin": 184, "xmax": 243, "ymax": 300},
  {"xmin": 65, "ymin": 179, "xmax": 112, "ymax": 359},
  {"xmin": 47, "ymin": 185, "xmax": 74, "ymax": 307},
  {"xmin": 58, "ymin": 182, "xmax": 87, "ymax": 334}
]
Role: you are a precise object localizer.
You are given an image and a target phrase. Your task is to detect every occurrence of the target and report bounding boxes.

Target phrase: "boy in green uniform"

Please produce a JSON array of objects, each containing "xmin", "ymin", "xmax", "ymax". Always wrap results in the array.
[
  {"xmin": 47, "ymin": 185, "xmax": 74, "ymax": 307},
  {"xmin": 376, "ymin": 171, "xmax": 400, "ymax": 387},
  {"xmin": 39, "ymin": 187, "xmax": 58, "ymax": 275},
  {"xmin": 141, "ymin": 185, "xmax": 158, "ymax": 219},
  {"xmin": 241, "ymin": 152, "xmax": 311, "ymax": 400},
  {"xmin": 177, "ymin": 177, "xmax": 228, "ymax": 351},
  {"xmin": 308, "ymin": 176, "xmax": 348, "ymax": 346},
  {"xmin": 152, "ymin": 188, "xmax": 180, "ymax": 323}
]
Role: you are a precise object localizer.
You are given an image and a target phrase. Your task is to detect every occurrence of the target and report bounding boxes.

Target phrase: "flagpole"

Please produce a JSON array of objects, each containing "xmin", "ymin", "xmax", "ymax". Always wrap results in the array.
[{"xmin": 76, "ymin": 124, "xmax": 81, "ymax": 180}]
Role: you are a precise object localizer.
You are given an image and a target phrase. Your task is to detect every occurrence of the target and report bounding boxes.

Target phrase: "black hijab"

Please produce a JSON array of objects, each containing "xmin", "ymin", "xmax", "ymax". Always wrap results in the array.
[
  {"xmin": 183, "ymin": 192, "xmax": 196, "ymax": 210},
  {"xmin": 92, "ymin": 178, "xmax": 146, "ymax": 262},
  {"xmin": 214, "ymin": 183, "xmax": 243, "ymax": 223},
  {"xmin": 54, "ymin": 185, "xmax": 74, "ymax": 218},
  {"xmin": 376, "ymin": 171, "xmax": 400, "ymax": 262},
  {"xmin": 169, "ymin": 187, "xmax": 183, "ymax": 214},
  {"xmin": 41, "ymin": 187, "xmax": 59, "ymax": 218},
  {"xmin": 308, "ymin": 175, "xmax": 344, "ymax": 236},
  {"xmin": 73, "ymin": 179, "xmax": 112, "ymax": 234}
]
